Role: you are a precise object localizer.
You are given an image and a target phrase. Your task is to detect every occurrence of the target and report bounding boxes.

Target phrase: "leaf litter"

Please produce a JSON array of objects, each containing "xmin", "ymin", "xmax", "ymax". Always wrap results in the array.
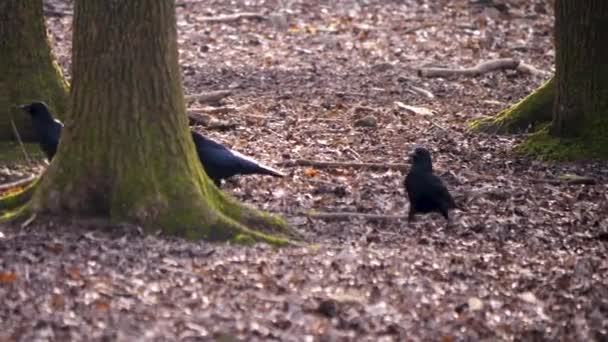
[{"xmin": 1, "ymin": 0, "xmax": 608, "ymax": 340}]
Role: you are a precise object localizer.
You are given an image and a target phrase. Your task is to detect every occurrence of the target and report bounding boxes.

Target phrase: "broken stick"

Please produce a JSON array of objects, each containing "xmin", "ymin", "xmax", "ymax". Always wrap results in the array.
[
  {"xmin": 417, "ymin": 58, "xmax": 546, "ymax": 78},
  {"xmin": 202, "ymin": 12, "xmax": 267, "ymax": 23},
  {"xmin": 281, "ymin": 159, "xmax": 409, "ymax": 171},
  {"xmin": 298, "ymin": 211, "xmax": 407, "ymax": 221}
]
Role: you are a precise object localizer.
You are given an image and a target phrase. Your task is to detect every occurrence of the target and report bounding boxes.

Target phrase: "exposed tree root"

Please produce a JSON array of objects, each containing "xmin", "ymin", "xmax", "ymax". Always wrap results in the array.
[
  {"xmin": 469, "ymin": 77, "xmax": 555, "ymax": 134},
  {"xmin": 418, "ymin": 58, "xmax": 549, "ymax": 78},
  {"xmin": 0, "ymin": 174, "xmax": 38, "ymax": 193},
  {"xmin": 211, "ymin": 186, "xmax": 304, "ymax": 242}
]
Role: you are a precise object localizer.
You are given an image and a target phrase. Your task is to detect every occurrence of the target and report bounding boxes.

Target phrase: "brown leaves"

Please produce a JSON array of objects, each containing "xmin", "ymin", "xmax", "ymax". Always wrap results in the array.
[
  {"xmin": 0, "ymin": 271, "xmax": 18, "ymax": 285},
  {"xmin": 0, "ymin": 0, "xmax": 593, "ymax": 340}
]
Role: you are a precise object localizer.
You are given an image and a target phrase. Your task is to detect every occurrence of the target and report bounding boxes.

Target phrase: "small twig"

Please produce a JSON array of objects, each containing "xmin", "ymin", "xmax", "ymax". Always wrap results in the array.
[
  {"xmin": 10, "ymin": 119, "xmax": 33, "ymax": 167},
  {"xmin": 418, "ymin": 58, "xmax": 534, "ymax": 78},
  {"xmin": 427, "ymin": 119, "xmax": 448, "ymax": 132},
  {"xmin": 20, "ymin": 214, "xmax": 37, "ymax": 228},
  {"xmin": 202, "ymin": 12, "xmax": 267, "ymax": 23},
  {"xmin": 281, "ymin": 159, "xmax": 409, "ymax": 171},
  {"xmin": 0, "ymin": 174, "xmax": 38, "ymax": 193},
  {"xmin": 406, "ymin": 85, "xmax": 435, "ymax": 99},
  {"xmin": 404, "ymin": 23, "xmax": 435, "ymax": 34},
  {"xmin": 296, "ymin": 211, "xmax": 407, "ymax": 221}
]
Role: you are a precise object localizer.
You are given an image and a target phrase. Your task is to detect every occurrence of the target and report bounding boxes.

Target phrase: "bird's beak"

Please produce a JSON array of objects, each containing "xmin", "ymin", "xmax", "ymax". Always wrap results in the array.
[
  {"xmin": 18, "ymin": 104, "xmax": 29, "ymax": 111},
  {"xmin": 408, "ymin": 153, "xmax": 415, "ymax": 162}
]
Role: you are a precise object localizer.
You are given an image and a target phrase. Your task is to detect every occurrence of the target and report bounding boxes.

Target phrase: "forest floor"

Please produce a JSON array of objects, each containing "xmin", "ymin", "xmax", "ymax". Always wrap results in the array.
[{"xmin": 2, "ymin": 0, "xmax": 608, "ymax": 341}]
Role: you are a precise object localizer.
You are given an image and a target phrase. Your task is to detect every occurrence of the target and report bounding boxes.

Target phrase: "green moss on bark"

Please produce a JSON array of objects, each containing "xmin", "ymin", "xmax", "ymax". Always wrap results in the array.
[
  {"xmin": 469, "ymin": 77, "xmax": 554, "ymax": 134},
  {"xmin": 517, "ymin": 118, "xmax": 608, "ymax": 160},
  {"xmin": 0, "ymin": 0, "xmax": 68, "ymax": 141},
  {"xmin": 0, "ymin": 179, "xmax": 37, "ymax": 212}
]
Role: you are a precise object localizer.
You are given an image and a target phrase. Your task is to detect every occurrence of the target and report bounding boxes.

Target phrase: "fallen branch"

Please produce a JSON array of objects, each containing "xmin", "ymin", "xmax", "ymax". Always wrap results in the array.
[
  {"xmin": 531, "ymin": 176, "xmax": 597, "ymax": 186},
  {"xmin": 516, "ymin": 62, "xmax": 551, "ymax": 77},
  {"xmin": 281, "ymin": 159, "xmax": 409, "ymax": 171},
  {"xmin": 297, "ymin": 211, "xmax": 407, "ymax": 221},
  {"xmin": 202, "ymin": 12, "xmax": 267, "ymax": 23},
  {"xmin": 418, "ymin": 58, "xmax": 546, "ymax": 78},
  {"xmin": 184, "ymin": 90, "xmax": 232, "ymax": 104}
]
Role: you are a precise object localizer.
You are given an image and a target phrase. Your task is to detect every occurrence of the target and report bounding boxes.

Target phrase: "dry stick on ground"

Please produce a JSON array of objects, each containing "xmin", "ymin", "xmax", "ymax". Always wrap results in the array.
[
  {"xmin": 184, "ymin": 90, "xmax": 233, "ymax": 104},
  {"xmin": 531, "ymin": 177, "xmax": 597, "ymax": 186},
  {"xmin": 406, "ymin": 85, "xmax": 435, "ymax": 99},
  {"xmin": 298, "ymin": 211, "xmax": 407, "ymax": 221},
  {"xmin": 417, "ymin": 58, "xmax": 548, "ymax": 78},
  {"xmin": 281, "ymin": 159, "xmax": 409, "ymax": 171},
  {"xmin": 202, "ymin": 12, "xmax": 267, "ymax": 23}
]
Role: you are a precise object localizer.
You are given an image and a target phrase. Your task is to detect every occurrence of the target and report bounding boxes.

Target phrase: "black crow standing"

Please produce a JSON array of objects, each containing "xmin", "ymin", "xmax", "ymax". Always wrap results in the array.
[
  {"xmin": 19, "ymin": 101, "xmax": 63, "ymax": 160},
  {"xmin": 191, "ymin": 131, "xmax": 285, "ymax": 186},
  {"xmin": 404, "ymin": 147, "xmax": 456, "ymax": 223}
]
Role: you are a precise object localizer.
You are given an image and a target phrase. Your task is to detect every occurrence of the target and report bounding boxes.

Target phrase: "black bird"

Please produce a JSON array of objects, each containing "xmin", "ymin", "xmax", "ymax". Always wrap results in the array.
[
  {"xmin": 20, "ymin": 101, "xmax": 285, "ymax": 185},
  {"xmin": 404, "ymin": 147, "xmax": 456, "ymax": 223},
  {"xmin": 19, "ymin": 101, "xmax": 63, "ymax": 160},
  {"xmin": 191, "ymin": 131, "xmax": 285, "ymax": 186}
]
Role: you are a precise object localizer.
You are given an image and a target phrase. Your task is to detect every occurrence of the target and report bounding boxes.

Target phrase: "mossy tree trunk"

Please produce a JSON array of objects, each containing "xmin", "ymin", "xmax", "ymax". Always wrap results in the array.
[
  {"xmin": 469, "ymin": 77, "xmax": 554, "ymax": 134},
  {"xmin": 0, "ymin": 0, "xmax": 68, "ymax": 141},
  {"xmin": 29, "ymin": 0, "xmax": 294, "ymax": 244},
  {"xmin": 471, "ymin": 1, "xmax": 608, "ymax": 159},
  {"xmin": 551, "ymin": 0, "xmax": 608, "ymax": 139}
]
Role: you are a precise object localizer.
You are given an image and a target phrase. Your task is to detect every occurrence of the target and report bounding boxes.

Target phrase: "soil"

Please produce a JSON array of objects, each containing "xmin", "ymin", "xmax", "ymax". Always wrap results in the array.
[{"xmin": 1, "ymin": 0, "xmax": 608, "ymax": 341}]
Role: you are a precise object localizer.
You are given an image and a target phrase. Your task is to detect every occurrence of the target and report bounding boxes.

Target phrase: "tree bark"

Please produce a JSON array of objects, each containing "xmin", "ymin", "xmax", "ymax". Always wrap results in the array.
[
  {"xmin": 28, "ymin": 1, "xmax": 293, "ymax": 244},
  {"xmin": 551, "ymin": 0, "xmax": 608, "ymax": 138},
  {"xmin": 0, "ymin": 0, "xmax": 68, "ymax": 141}
]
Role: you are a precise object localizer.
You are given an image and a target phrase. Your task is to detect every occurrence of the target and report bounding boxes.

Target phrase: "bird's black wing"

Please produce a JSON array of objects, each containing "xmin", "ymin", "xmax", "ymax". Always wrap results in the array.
[
  {"xmin": 191, "ymin": 131, "xmax": 285, "ymax": 184},
  {"xmin": 427, "ymin": 173, "xmax": 456, "ymax": 209}
]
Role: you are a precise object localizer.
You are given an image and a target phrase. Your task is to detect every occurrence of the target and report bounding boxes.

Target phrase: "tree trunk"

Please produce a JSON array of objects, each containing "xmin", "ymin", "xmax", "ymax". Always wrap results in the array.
[
  {"xmin": 0, "ymin": 0, "xmax": 68, "ymax": 141},
  {"xmin": 551, "ymin": 0, "xmax": 608, "ymax": 139},
  {"xmin": 29, "ymin": 1, "xmax": 294, "ymax": 244}
]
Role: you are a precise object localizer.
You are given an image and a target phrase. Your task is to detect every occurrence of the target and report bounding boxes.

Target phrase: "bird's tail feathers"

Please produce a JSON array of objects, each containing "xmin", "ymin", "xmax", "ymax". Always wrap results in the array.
[{"xmin": 255, "ymin": 164, "xmax": 286, "ymax": 177}]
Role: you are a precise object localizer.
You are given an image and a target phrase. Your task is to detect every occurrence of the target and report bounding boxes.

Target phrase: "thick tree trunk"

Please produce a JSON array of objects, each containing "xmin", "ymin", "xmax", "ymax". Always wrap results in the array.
[
  {"xmin": 0, "ymin": 0, "xmax": 68, "ymax": 141},
  {"xmin": 28, "ymin": 1, "xmax": 293, "ymax": 244},
  {"xmin": 551, "ymin": 0, "xmax": 608, "ymax": 139}
]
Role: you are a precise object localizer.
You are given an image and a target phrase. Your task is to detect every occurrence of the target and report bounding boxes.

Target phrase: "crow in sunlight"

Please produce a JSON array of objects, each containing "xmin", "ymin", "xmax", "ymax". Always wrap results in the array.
[
  {"xmin": 191, "ymin": 130, "xmax": 285, "ymax": 186},
  {"xmin": 404, "ymin": 146, "xmax": 456, "ymax": 224},
  {"xmin": 19, "ymin": 101, "xmax": 63, "ymax": 160}
]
